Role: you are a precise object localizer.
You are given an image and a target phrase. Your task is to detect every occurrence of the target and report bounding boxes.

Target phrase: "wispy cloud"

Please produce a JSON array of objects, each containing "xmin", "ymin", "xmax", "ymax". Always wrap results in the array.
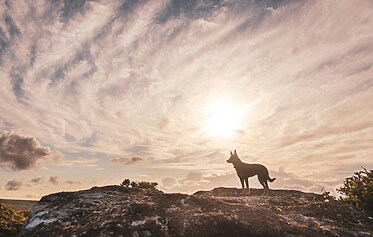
[
  {"xmin": 110, "ymin": 157, "xmax": 144, "ymax": 165},
  {"xmin": 0, "ymin": 0, "xmax": 372, "ymax": 197}
]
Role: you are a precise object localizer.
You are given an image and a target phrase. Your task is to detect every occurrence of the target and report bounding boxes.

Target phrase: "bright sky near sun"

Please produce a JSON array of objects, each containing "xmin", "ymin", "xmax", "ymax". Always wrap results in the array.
[
  {"xmin": 1, "ymin": 0, "xmax": 373, "ymax": 199},
  {"xmin": 204, "ymin": 97, "xmax": 249, "ymax": 138}
]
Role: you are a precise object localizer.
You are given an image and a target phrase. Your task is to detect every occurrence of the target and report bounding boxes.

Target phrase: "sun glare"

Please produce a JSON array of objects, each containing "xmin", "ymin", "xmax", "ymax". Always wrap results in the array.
[{"xmin": 204, "ymin": 98, "xmax": 248, "ymax": 139}]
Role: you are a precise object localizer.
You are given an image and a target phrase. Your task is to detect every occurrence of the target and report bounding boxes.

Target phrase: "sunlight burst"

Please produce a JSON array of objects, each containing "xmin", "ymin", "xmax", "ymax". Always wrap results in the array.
[{"xmin": 203, "ymin": 98, "xmax": 248, "ymax": 139}]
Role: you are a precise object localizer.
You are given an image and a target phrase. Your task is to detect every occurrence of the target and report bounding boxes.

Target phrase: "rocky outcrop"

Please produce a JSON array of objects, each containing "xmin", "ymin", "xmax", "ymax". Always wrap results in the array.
[{"xmin": 19, "ymin": 186, "xmax": 373, "ymax": 237}]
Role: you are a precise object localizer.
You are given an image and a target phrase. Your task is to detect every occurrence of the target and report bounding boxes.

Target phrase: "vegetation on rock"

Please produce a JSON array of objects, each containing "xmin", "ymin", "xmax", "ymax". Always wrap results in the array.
[
  {"xmin": 338, "ymin": 167, "xmax": 373, "ymax": 213},
  {"xmin": 0, "ymin": 204, "xmax": 28, "ymax": 237}
]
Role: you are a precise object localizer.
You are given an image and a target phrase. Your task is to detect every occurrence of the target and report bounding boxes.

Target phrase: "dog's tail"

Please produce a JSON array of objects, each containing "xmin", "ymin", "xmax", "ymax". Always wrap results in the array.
[{"xmin": 268, "ymin": 177, "xmax": 276, "ymax": 182}]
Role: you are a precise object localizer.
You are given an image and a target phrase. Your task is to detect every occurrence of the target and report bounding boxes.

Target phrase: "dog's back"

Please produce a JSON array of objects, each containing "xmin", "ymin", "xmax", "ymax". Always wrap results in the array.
[{"xmin": 235, "ymin": 162, "xmax": 270, "ymax": 179}]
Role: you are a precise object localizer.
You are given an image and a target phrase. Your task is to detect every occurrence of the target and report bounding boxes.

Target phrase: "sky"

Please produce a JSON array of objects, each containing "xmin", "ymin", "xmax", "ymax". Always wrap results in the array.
[{"xmin": 1, "ymin": 0, "xmax": 373, "ymax": 200}]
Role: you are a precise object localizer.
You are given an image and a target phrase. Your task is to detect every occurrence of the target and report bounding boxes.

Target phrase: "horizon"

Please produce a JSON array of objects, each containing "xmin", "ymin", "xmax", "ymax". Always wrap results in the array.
[{"xmin": 1, "ymin": 0, "xmax": 373, "ymax": 200}]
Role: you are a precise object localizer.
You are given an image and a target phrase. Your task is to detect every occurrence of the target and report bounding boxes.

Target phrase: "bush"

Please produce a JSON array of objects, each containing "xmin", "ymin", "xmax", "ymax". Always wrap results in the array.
[
  {"xmin": 120, "ymin": 179, "xmax": 158, "ymax": 190},
  {"xmin": 120, "ymin": 179, "xmax": 130, "ymax": 187},
  {"xmin": 130, "ymin": 181, "xmax": 139, "ymax": 188},
  {"xmin": 321, "ymin": 191, "xmax": 335, "ymax": 203},
  {"xmin": 0, "ymin": 204, "xmax": 28, "ymax": 236},
  {"xmin": 137, "ymin": 181, "xmax": 158, "ymax": 190},
  {"xmin": 337, "ymin": 167, "xmax": 373, "ymax": 213}
]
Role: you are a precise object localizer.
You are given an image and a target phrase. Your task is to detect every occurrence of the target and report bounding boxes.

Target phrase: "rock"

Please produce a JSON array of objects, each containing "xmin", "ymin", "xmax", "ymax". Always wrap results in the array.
[{"xmin": 19, "ymin": 186, "xmax": 373, "ymax": 237}]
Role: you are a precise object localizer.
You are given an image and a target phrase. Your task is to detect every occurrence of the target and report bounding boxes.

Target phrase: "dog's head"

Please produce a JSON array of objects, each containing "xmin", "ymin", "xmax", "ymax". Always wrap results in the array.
[{"xmin": 227, "ymin": 150, "xmax": 239, "ymax": 163}]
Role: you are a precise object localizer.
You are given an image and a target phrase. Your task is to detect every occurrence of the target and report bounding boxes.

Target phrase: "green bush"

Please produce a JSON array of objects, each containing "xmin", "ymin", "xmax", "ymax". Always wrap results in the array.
[{"xmin": 337, "ymin": 167, "xmax": 373, "ymax": 213}]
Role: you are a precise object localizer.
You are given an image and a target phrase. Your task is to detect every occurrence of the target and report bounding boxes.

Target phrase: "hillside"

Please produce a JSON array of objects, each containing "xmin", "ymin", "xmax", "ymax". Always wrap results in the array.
[
  {"xmin": 18, "ymin": 186, "xmax": 373, "ymax": 237},
  {"xmin": 0, "ymin": 199, "xmax": 38, "ymax": 211}
]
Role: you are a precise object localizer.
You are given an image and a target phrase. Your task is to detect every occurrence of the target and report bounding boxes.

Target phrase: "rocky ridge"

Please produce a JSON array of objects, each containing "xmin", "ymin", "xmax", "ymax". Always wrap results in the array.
[{"xmin": 19, "ymin": 185, "xmax": 373, "ymax": 237}]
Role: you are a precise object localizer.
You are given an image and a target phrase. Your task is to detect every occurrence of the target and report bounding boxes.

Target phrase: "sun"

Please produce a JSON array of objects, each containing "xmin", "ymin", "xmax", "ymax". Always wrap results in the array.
[{"xmin": 203, "ymin": 98, "xmax": 248, "ymax": 139}]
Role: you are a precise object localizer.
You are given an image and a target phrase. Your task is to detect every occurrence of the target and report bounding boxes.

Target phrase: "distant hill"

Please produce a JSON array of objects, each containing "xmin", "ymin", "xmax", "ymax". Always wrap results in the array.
[
  {"xmin": 16, "ymin": 186, "xmax": 373, "ymax": 236},
  {"xmin": 0, "ymin": 198, "xmax": 38, "ymax": 211}
]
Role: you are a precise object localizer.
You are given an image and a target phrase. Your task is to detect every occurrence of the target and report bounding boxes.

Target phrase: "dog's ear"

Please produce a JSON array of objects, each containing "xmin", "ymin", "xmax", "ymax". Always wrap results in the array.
[
  {"xmin": 230, "ymin": 151, "xmax": 233, "ymax": 156},
  {"xmin": 234, "ymin": 150, "xmax": 237, "ymax": 155}
]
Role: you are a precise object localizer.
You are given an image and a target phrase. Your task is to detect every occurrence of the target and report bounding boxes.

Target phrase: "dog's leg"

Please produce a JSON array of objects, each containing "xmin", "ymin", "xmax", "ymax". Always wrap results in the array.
[
  {"xmin": 245, "ymin": 178, "xmax": 250, "ymax": 195},
  {"xmin": 258, "ymin": 176, "xmax": 267, "ymax": 196},
  {"xmin": 240, "ymin": 178, "xmax": 245, "ymax": 194},
  {"xmin": 264, "ymin": 180, "xmax": 270, "ymax": 196}
]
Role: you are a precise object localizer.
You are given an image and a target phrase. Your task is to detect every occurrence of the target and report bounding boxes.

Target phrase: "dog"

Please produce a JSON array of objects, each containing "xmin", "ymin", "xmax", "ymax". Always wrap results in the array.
[{"xmin": 227, "ymin": 150, "xmax": 275, "ymax": 196}]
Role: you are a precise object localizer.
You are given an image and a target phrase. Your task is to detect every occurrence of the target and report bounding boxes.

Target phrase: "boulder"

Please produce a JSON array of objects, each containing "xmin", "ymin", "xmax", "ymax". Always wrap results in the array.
[{"xmin": 19, "ymin": 186, "xmax": 373, "ymax": 237}]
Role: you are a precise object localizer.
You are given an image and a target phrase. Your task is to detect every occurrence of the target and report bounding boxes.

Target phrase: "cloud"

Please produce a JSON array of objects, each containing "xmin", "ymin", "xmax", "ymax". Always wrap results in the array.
[
  {"xmin": 0, "ymin": 131, "xmax": 55, "ymax": 171},
  {"xmin": 186, "ymin": 172, "xmax": 203, "ymax": 181},
  {"xmin": 66, "ymin": 180, "xmax": 81, "ymax": 185},
  {"xmin": 49, "ymin": 176, "xmax": 59, "ymax": 185},
  {"xmin": 0, "ymin": 0, "xmax": 372, "ymax": 196},
  {"xmin": 29, "ymin": 177, "xmax": 43, "ymax": 185},
  {"xmin": 5, "ymin": 179, "xmax": 24, "ymax": 191},
  {"xmin": 161, "ymin": 177, "xmax": 177, "ymax": 187},
  {"xmin": 110, "ymin": 157, "xmax": 144, "ymax": 165},
  {"xmin": 59, "ymin": 157, "xmax": 99, "ymax": 167},
  {"xmin": 160, "ymin": 171, "xmax": 239, "ymax": 193}
]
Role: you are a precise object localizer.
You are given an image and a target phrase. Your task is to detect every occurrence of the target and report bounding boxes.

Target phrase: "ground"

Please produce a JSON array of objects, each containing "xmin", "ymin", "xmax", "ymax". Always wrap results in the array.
[{"xmin": 15, "ymin": 186, "xmax": 373, "ymax": 237}]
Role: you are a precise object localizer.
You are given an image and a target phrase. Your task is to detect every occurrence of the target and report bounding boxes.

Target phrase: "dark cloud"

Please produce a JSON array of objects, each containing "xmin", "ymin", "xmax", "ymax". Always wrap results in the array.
[
  {"xmin": 49, "ymin": 45, "xmax": 96, "ymax": 88},
  {"xmin": 110, "ymin": 156, "xmax": 144, "ymax": 165},
  {"xmin": 4, "ymin": 14, "xmax": 20, "ymax": 37},
  {"xmin": 0, "ymin": 29, "xmax": 8, "ymax": 63},
  {"xmin": 49, "ymin": 176, "xmax": 59, "ymax": 185},
  {"xmin": 117, "ymin": 0, "xmax": 147, "ymax": 17},
  {"xmin": 5, "ymin": 179, "xmax": 23, "ymax": 191},
  {"xmin": 60, "ymin": 0, "xmax": 87, "ymax": 21},
  {"xmin": 30, "ymin": 44, "xmax": 37, "ymax": 66},
  {"xmin": 10, "ymin": 70, "xmax": 25, "ymax": 100},
  {"xmin": 0, "ymin": 131, "xmax": 53, "ymax": 171}
]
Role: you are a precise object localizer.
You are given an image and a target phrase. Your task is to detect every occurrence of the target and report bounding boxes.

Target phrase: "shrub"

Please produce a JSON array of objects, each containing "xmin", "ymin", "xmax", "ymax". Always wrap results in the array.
[
  {"xmin": 337, "ymin": 167, "xmax": 373, "ymax": 213},
  {"xmin": 137, "ymin": 181, "xmax": 158, "ymax": 190},
  {"xmin": 120, "ymin": 178, "xmax": 131, "ymax": 187},
  {"xmin": 120, "ymin": 179, "xmax": 158, "ymax": 189},
  {"xmin": 321, "ymin": 191, "xmax": 335, "ymax": 203},
  {"xmin": 130, "ymin": 181, "xmax": 139, "ymax": 188},
  {"xmin": 0, "ymin": 204, "xmax": 28, "ymax": 236}
]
